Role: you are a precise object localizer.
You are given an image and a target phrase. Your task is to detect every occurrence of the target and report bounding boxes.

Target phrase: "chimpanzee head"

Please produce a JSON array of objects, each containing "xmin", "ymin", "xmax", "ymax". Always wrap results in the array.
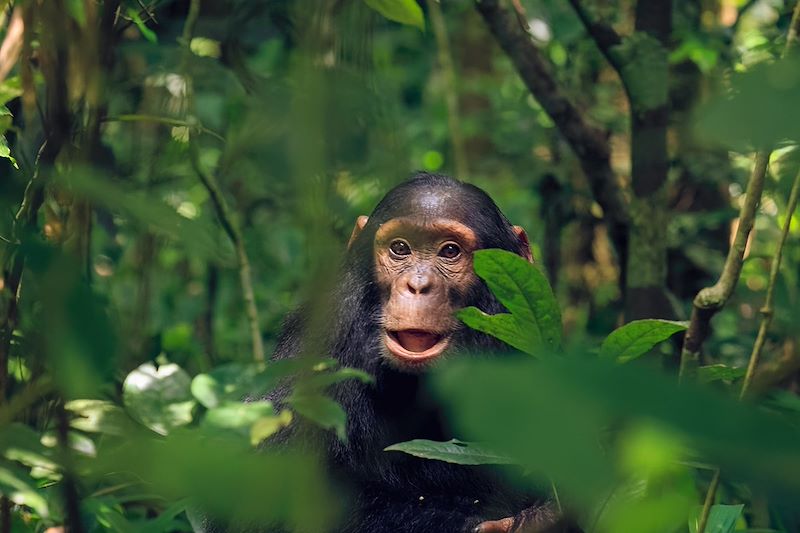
[{"xmin": 343, "ymin": 173, "xmax": 531, "ymax": 371}]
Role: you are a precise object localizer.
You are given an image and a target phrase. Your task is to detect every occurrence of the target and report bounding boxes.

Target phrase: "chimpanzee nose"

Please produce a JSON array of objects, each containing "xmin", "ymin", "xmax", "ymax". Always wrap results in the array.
[{"xmin": 407, "ymin": 273, "xmax": 433, "ymax": 295}]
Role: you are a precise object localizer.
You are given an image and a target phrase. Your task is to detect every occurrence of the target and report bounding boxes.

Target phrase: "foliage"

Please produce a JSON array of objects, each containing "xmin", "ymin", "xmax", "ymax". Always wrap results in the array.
[{"xmin": 1, "ymin": 0, "xmax": 800, "ymax": 532}]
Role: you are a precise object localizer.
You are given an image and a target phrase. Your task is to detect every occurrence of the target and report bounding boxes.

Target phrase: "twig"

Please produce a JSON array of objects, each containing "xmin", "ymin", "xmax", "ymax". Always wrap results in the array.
[
  {"xmin": 189, "ymin": 147, "xmax": 264, "ymax": 362},
  {"xmin": 690, "ymin": 164, "xmax": 794, "ymax": 529},
  {"xmin": 680, "ymin": 0, "xmax": 800, "ymax": 379},
  {"xmin": 679, "ymin": 2, "xmax": 800, "ymax": 533},
  {"xmin": 741, "ymin": 167, "xmax": 800, "ymax": 398},
  {"xmin": 178, "ymin": 0, "xmax": 264, "ymax": 363},
  {"xmin": 103, "ymin": 114, "xmax": 225, "ymax": 142},
  {"xmin": 679, "ymin": 151, "xmax": 769, "ymax": 378},
  {"xmin": 426, "ymin": 0, "xmax": 468, "ymax": 178},
  {"xmin": 474, "ymin": 0, "xmax": 629, "ymax": 257}
]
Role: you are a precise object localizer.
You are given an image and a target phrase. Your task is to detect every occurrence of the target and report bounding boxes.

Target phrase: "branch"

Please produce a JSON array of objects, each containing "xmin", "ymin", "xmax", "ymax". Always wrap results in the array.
[
  {"xmin": 189, "ymin": 147, "xmax": 264, "ymax": 363},
  {"xmin": 680, "ymin": 0, "xmax": 800, "ymax": 378},
  {"xmin": 103, "ymin": 114, "xmax": 225, "ymax": 142},
  {"xmin": 740, "ymin": 166, "xmax": 800, "ymax": 398},
  {"xmin": 679, "ymin": 151, "xmax": 768, "ymax": 377},
  {"xmin": 179, "ymin": 0, "xmax": 264, "ymax": 363},
  {"xmin": 474, "ymin": 0, "xmax": 629, "ymax": 247},
  {"xmin": 0, "ymin": 8, "xmax": 23, "ymax": 82},
  {"xmin": 566, "ymin": 0, "xmax": 625, "ymax": 77},
  {"xmin": 689, "ymin": 8, "xmax": 800, "ymax": 532}
]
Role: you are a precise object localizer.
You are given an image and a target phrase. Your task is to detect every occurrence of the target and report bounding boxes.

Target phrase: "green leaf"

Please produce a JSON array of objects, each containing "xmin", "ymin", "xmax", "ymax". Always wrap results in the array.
[
  {"xmin": 0, "ymin": 424, "xmax": 56, "ymax": 473},
  {"xmin": 251, "ymin": 410, "xmax": 293, "ymax": 446},
  {"xmin": 0, "ymin": 460, "xmax": 48, "ymax": 516},
  {"xmin": 458, "ymin": 307, "xmax": 534, "ymax": 354},
  {"xmin": 66, "ymin": 399, "xmax": 131, "ymax": 435},
  {"xmin": 696, "ymin": 54, "xmax": 800, "ymax": 150},
  {"xmin": 122, "ymin": 362, "xmax": 195, "ymax": 435},
  {"xmin": 0, "ymin": 77, "xmax": 23, "ymax": 106},
  {"xmin": 458, "ymin": 249, "xmax": 561, "ymax": 355},
  {"xmin": 190, "ymin": 37, "xmax": 222, "ymax": 58},
  {"xmin": 599, "ymin": 319, "xmax": 687, "ymax": 363},
  {"xmin": 203, "ymin": 401, "xmax": 275, "ymax": 439},
  {"xmin": 385, "ymin": 439, "xmax": 514, "ymax": 465},
  {"xmin": 689, "ymin": 504, "xmax": 744, "ymax": 533},
  {"xmin": 288, "ymin": 394, "xmax": 347, "ymax": 441},
  {"xmin": 363, "ymin": 0, "xmax": 425, "ymax": 30},
  {"xmin": 303, "ymin": 367, "xmax": 374, "ymax": 390},
  {"xmin": 697, "ymin": 364, "xmax": 746, "ymax": 384},
  {"xmin": 0, "ymin": 109, "xmax": 18, "ymax": 170}
]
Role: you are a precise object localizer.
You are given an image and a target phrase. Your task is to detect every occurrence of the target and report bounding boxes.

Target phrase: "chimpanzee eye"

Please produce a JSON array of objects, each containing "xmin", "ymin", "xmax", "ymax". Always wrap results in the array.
[
  {"xmin": 389, "ymin": 240, "xmax": 411, "ymax": 256},
  {"xmin": 438, "ymin": 242, "xmax": 461, "ymax": 259}
]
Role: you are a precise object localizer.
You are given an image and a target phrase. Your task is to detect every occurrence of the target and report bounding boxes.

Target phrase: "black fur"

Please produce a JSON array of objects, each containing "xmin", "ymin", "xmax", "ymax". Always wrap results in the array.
[{"xmin": 199, "ymin": 174, "xmax": 554, "ymax": 533}]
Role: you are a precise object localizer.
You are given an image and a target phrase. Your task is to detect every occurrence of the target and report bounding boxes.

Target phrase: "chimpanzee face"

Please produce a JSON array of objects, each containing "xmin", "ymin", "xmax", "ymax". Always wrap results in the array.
[{"xmin": 372, "ymin": 216, "xmax": 480, "ymax": 367}]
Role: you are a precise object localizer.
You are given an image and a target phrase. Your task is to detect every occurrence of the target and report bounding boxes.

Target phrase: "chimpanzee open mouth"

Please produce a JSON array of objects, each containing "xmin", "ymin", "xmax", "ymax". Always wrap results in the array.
[{"xmin": 384, "ymin": 329, "xmax": 450, "ymax": 363}]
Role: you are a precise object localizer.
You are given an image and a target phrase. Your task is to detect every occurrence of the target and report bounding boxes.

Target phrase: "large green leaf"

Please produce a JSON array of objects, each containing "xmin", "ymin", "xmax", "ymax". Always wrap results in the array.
[
  {"xmin": 385, "ymin": 439, "xmax": 513, "ymax": 465},
  {"xmin": 696, "ymin": 54, "xmax": 800, "ymax": 149},
  {"xmin": 600, "ymin": 319, "xmax": 687, "ymax": 363},
  {"xmin": 689, "ymin": 504, "xmax": 744, "ymax": 533},
  {"xmin": 123, "ymin": 363, "xmax": 196, "ymax": 435},
  {"xmin": 288, "ymin": 393, "xmax": 347, "ymax": 441},
  {"xmin": 457, "ymin": 249, "xmax": 561, "ymax": 355},
  {"xmin": 432, "ymin": 355, "xmax": 800, "ymax": 506},
  {"xmin": 363, "ymin": 0, "xmax": 425, "ymax": 30}
]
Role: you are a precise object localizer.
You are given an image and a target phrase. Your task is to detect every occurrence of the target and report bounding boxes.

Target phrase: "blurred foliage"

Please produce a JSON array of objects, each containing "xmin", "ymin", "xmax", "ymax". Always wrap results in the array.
[{"xmin": 0, "ymin": 0, "xmax": 799, "ymax": 532}]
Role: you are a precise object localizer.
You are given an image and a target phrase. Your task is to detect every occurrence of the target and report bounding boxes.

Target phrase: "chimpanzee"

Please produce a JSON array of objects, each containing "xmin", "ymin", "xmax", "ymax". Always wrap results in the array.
[{"xmin": 199, "ymin": 173, "xmax": 571, "ymax": 533}]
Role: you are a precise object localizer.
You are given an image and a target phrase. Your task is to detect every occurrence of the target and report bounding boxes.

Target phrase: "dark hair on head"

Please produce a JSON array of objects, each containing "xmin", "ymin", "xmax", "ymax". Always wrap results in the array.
[{"xmin": 358, "ymin": 172, "xmax": 523, "ymax": 255}]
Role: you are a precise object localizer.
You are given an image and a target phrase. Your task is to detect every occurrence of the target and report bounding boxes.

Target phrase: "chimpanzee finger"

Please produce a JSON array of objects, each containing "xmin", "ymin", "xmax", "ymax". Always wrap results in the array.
[{"xmin": 473, "ymin": 517, "xmax": 515, "ymax": 533}]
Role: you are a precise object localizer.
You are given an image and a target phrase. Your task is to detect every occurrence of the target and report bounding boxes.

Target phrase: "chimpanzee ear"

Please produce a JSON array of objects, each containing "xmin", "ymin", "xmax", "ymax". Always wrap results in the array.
[
  {"xmin": 512, "ymin": 225, "xmax": 533, "ymax": 263},
  {"xmin": 347, "ymin": 216, "xmax": 369, "ymax": 249}
]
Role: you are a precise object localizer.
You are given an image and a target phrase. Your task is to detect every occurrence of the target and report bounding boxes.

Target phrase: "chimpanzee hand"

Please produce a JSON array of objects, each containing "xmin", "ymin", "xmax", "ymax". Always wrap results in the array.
[{"xmin": 473, "ymin": 503, "xmax": 579, "ymax": 533}]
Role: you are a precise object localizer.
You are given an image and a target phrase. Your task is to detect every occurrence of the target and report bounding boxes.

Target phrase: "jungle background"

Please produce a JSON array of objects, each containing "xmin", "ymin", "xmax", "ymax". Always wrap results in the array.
[{"xmin": 2, "ymin": 0, "xmax": 800, "ymax": 531}]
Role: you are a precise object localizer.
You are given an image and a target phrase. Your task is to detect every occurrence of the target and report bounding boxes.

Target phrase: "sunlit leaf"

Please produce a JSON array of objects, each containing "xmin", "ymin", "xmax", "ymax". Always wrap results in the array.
[
  {"xmin": 250, "ymin": 410, "xmax": 293, "ymax": 446},
  {"xmin": 599, "ymin": 319, "xmax": 687, "ymax": 363},
  {"xmin": 66, "ymin": 399, "xmax": 131, "ymax": 435},
  {"xmin": 190, "ymin": 37, "xmax": 222, "ymax": 58},
  {"xmin": 123, "ymin": 363, "xmax": 195, "ymax": 435},
  {"xmin": 385, "ymin": 438, "xmax": 514, "ymax": 465},
  {"xmin": 363, "ymin": 0, "xmax": 425, "ymax": 30}
]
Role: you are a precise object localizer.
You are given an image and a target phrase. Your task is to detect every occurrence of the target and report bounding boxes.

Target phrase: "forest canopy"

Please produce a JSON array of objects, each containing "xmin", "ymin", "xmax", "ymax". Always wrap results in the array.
[{"xmin": 1, "ymin": 0, "xmax": 800, "ymax": 532}]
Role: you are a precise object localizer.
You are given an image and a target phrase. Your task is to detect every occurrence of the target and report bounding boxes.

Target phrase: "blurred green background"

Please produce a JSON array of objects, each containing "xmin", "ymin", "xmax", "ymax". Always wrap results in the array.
[{"xmin": 1, "ymin": 0, "xmax": 800, "ymax": 531}]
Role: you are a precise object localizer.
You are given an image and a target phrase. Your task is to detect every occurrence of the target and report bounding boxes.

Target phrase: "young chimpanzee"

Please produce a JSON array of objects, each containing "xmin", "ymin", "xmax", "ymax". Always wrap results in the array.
[{"xmin": 201, "ymin": 173, "xmax": 570, "ymax": 533}]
